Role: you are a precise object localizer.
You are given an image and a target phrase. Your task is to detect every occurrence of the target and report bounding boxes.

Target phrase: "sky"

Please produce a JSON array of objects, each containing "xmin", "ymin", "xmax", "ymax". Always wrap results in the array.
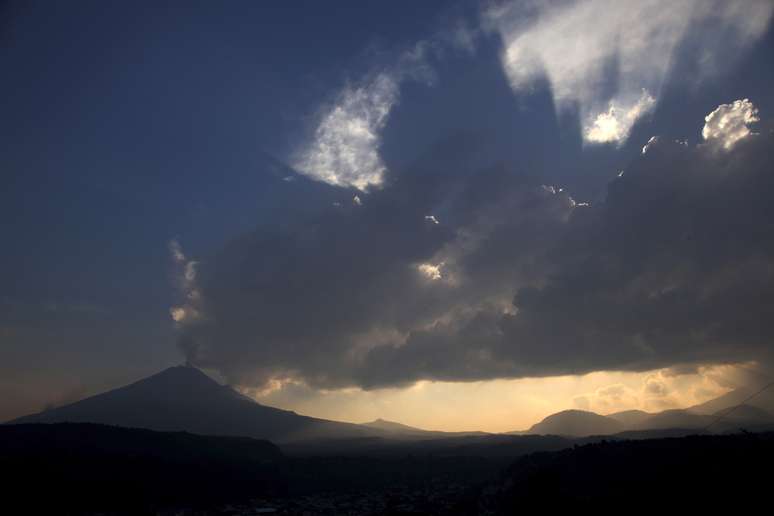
[{"xmin": 2, "ymin": 0, "xmax": 774, "ymax": 431}]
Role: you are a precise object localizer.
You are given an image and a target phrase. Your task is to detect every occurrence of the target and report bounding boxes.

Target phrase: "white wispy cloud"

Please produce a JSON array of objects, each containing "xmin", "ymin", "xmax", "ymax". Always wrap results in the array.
[
  {"xmin": 292, "ymin": 38, "xmax": 443, "ymax": 193},
  {"xmin": 293, "ymin": 72, "xmax": 400, "ymax": 191},
  {"xmin": 488, "ymin": 0, "xmax": 773, "ymax": 145},
  {"xmin": 291, "ymin": 19, "xmax": 479, "ymax": 192}
]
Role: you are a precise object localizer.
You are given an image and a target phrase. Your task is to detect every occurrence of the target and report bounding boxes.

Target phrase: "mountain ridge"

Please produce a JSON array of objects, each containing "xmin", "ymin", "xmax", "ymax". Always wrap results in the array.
[
  {"xmin": 359, "ymin": 418, "xmax": 488, "ymax": 438},
  {"xmin": 8, "ymin": 365, "xmax": 384, "ymax": 443},
  {"xmin": 10, "ymin": 365, "xmax": 774, "ymax": 441},
  {"xmin": 523, "ymin": 409, "xmax": 625, "ymax": 437}
]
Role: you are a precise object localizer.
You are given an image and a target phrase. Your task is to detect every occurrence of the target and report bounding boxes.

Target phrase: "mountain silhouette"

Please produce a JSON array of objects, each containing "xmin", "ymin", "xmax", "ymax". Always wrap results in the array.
[
  {"xmin": 526, "ymin": 409, "xmax": 624, "ymax": 437},
  {"xmin": 712, "ymin": 403, "xmax": 773, "ymax": 424},
  {"xmin": 518, "ymin": 401, "xmax": 774, "ymax": 437},
  {"xmin": 359, "ymin": 418, "xmax": 487, "ymax": 439},
  {"xmin": 687, "ymin": 386, "xmax": 756, "ymax": 414},
  {"xmin": 11, "ymin": 365, "xmax": 774, "ymax": 443},
  {"xmin": 629, "ymin": 404, "xmax": 773, "ymax": 432},
  {"xmin": 688, "ymin": 383, "xmax": 774, "ymax": 414},
  {"xmin": 7, "ymin": 365, "xmax": 382, "ymax": 443},
  {"xmin": 607, "ymin": 409, "xmax": 652, "ymax": 427},
  {"xmin": 2, "ymin": 422, "xmax": 283, "ymax": 461},
  {"xmin": 630, "ymin": 408, "xmax": 712, "ymax": 431},
  {"xmin": 361, "ymin": 418, "xmax": 429, "ymax": 434}
]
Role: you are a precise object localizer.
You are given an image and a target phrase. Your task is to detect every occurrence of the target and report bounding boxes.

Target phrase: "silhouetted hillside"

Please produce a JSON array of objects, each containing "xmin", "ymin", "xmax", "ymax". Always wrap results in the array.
[
  {"xmin": 631, "ymin": 405, "xmax": 774, "ymax": 433},
  {"xmin": 525, "ymin": 409, "xmax": 624, "ymax": 436},
  {"xmin": 0, "ymin": 423, "xmax": 502, "ymax": 514},
  {"xmin": 631, "ymin": 407, "xmax": 712, "ymax": 430},
  {"xmin": 512, "ymin": 398, "xmax": 774, "ymax": 437},
  {"xmin": 607, "ymin": 409, "xmax": 652, "ymax": 427},
  {"xmin": 0, "ymin": 423, "xmax": 284, "ymax": 513},
  {"xmin": 359, "ymin": 418, "xmax": 488, "ymax": 439},
  {"xmin": 688, "ymin": 383, "xmax": 774, "ymax": 415},
  {"xmin": 5, "ymin": 422, "xmax": 773, "ymax": 514},
  {"xmin": 282, "ymin": 433, "xmax": 577, "ymax": 458},
  {"xmin": 361, "ymin": 418, "xmax": 429, "ymax": 433},
  {"xmin": 712, "ymin": 403, "xmax": 773, "ymax": 424},
  {"xmin": 488, "ymin": 432, "xmax": 774, "ymax": 512},
  {"xmin": 8, "ymin": 365, "xmax": 383, "ymax": 443}
]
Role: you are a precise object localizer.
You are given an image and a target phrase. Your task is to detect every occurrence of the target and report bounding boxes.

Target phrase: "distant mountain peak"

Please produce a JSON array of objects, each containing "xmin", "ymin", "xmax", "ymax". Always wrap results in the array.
[
  {"xmin": 149, "ymin": 364, "xmax": 213, "ymax": 380},
  {"xmin": 360, "ymin": 418, "xmax": 425, "ymax": 433},
  {"xmin": 527, "ymin": 409, "xmax": 624, "ymax": 437},
  {"xmin": 7, "ymin": 366, "xmax": 381, "ymax": 443},
  {"xmin": 114, "ymin": 364, "xmax": 243, "ymax": 401}
]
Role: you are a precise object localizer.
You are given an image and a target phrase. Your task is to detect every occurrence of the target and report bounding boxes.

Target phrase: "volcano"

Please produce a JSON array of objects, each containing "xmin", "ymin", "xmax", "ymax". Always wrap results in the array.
[{"xmin": 8, "ymin": 365, "xmax": 381, "ymax": 443}]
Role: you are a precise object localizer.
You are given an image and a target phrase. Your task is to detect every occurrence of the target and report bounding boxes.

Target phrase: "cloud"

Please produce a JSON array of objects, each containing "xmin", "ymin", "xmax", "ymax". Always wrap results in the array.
[
  {"xmin": 573, "ymin": 395, "xmax": 591, "ymax": 411},
  {"xmin": 702, "ymin": 98, "xmax": 760, "ymax": 150},
  {"xmin": 592, "ymin": 384, "xmax": 641, "ymax": 412},
  {"xmin": 644, "ymin": 375, "xmax": 669, "ymax": 398},
  {"xmin": 291, "ymin": 20, "xmax": 478, "ymax": 193},
  {"xmin": 567, "ymin": 365, "xmax": 748, "ymax": 415},
  {"xmin": 488, "ymin": 0, "xmax": 773, "ymax": 144},
  {"xmin": 292, "ymin": 72, "xmax": 400, "ymax": 191},
  {"xmin": 417, "ymin": 262, "xmax": 443, "ymax": 281},
  {"xmin": 496, "ymin": 106, "xmax": 774, "ymax": 379},
  {"xmin": 290, "ymin": 14, "xmax": 486, "ymax": 192},
  {"xmin": 174, "ymin": 139, "xmax": 575, "ymax": 389},
  {"xmin": 585, "ymin": 91, "xmax": 655, "ymax": 144},
  {"xmin": 174, "ymin": 98, "xmax": 774, "ymax": 393}
]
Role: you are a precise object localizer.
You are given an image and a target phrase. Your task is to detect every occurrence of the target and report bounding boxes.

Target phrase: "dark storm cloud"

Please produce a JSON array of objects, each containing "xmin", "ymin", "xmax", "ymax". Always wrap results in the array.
[
  {"xmin": 496, "ymin": 126, "xmax": 774, "ymax": 375},
  {"xmin": 172, "ymin": 135, "xmax": 574, "ymax": 387},
  {"xmin": 174, "ymin": 107, "xmax": 774, "ymax": 390},
  {"xmin": 360, "ymin": 123, "xmax": 774, "ymax": 386}
]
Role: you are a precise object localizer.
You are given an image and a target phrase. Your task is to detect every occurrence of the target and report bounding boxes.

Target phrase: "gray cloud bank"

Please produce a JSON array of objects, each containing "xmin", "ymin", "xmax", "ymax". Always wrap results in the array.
[{"xmin": 173, "ymin": 100, "xmax": 774, "ymax": 391}]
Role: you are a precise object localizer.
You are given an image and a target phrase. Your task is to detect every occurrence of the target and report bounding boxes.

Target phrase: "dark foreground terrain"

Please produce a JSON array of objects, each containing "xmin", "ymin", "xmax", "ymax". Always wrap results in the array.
[
  {"xmin": 0, "ymin": 423, "xmax": 495, "ymax": 515},
  {"xmin": 0, "ymin": 423, "xmax": 285, "ymax": 513},
  {"xmin": 485, "ymin": 432, "xmax": 774, "ymax": 513},
  {"xmin": 2, "ymin": 424, "xmax": 773, "ymax": 515}
]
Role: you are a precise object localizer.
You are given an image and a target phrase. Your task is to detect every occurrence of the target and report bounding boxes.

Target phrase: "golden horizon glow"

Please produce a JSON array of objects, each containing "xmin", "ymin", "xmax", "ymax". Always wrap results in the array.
[{"xmin": 242, "ymin": 363, "xmax": 752, "ymax": 433}]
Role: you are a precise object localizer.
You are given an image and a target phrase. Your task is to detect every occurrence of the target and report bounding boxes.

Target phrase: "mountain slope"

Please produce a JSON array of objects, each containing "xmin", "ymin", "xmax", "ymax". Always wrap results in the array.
[
  {"xmin": 626, "ymin": 404, "xmax": 774, "ymax": 432},
  {"xmin": 359, "ymin": 418, "xmax": 487, "ymax": 439},
  {"xmin": 7, "ymin": 366, "xmax": 381, "ymax": 443},
  {"xmin": 2, "ymin": 422, "xmax": 283, "ymax": 461},
  {"xmin": 687, "ymin": 387, "xmax": 755, "ymax": 415},
  {"xmin": 360, "ymin": 418, "xmax": 432, "ymax": 435},
  {"xmin": 632, "ymin": 409, "xmax": 712, "ymax": 431},
  {"xmin": 526, "ymin": 410, "xmax": 624, "ymax": 437},
  {"xmin": 713, "ymin": 403, "xmax": 773, "ymax": 424},
  {"xmin": 688, "ymin": 383, "xmax": 774, "ymax": 415},
  {"xmin": 607, "ymin": 409, "xmax": 652, "ymax": 427}
]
